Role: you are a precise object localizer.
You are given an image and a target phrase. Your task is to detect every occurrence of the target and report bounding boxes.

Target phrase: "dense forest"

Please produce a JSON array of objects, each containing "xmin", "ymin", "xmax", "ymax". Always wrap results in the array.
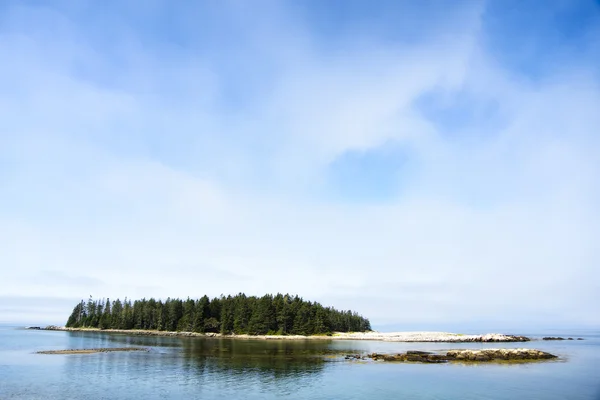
[{"xmin": 65, "ymin": 293, "xmax": 371, "ymax": 335}]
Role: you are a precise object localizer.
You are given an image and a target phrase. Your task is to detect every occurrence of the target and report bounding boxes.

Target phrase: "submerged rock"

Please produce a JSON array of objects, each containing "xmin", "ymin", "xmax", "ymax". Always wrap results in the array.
[{"xmin": 542, "ymin": 337, "xmax": 565, "ymax": 341}]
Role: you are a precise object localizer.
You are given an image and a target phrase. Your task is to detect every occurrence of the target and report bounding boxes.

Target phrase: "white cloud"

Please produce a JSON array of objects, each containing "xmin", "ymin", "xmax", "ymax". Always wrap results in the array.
[{"xmin": 0, "ymin": 1, "xmax": 598, "ymax": 328}]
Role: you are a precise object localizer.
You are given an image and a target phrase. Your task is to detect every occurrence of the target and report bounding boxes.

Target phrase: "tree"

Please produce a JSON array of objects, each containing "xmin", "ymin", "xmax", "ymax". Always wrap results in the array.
[
  {"xmin": 111, "ymin": 299, "xmax": 123, "ymax": 329},
  {"xmin": 66, "ymin": 301, "xmax": 84, "ymax": 328},
  {"xmin": 64, "ymin": 294, "xmax": 371, "ymax": 335},
  {"xmin": 220, "ymin": 296, "xmax": 234, "ymax": 334},
  {"xmin": 233, "ymin": 294, "xmax": 250, "ymax": 334},
  {"xmin": 99, "ymin": 298, "xmax": 112, "ymax": 329},
  {"xmin": 292, "ymin": 303, "xmax": 313, "ymax": 335},
  {"xmin": 178, "ymin": 298, "xmax": 195, "ymax": 332},
  {"xmin": 248, "ymin": 294, "xmax": 275, "ymax": 334}
]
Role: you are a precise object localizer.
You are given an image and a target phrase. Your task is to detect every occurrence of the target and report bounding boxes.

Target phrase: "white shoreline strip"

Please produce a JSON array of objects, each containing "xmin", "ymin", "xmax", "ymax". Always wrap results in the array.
[{"xmin": 38, "ymin": 327, "xmax": 529, "ymax": 342}]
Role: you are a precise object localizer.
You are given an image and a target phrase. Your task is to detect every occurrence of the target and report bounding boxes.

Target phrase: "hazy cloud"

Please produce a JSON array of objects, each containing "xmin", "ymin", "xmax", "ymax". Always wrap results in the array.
[{"xmin": 0, "ymin": 0, "xmax": 598, "ymax": 328}]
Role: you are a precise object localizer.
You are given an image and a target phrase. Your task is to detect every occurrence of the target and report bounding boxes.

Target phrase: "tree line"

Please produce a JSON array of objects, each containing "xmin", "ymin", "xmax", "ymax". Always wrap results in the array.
[{"xmin": 65, "ymin": 293, "xmax": 372, "ymax": 335}]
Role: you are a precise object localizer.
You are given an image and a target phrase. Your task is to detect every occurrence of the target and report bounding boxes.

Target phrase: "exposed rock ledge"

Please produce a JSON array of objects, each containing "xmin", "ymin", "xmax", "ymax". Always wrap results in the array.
[
  {"xmin": 365, "ymin": 349, "xmax": 557, "ymax": 363},
  {"xmin": 333, "ymin": 332, "xmax": 530, "ymax": 342}
]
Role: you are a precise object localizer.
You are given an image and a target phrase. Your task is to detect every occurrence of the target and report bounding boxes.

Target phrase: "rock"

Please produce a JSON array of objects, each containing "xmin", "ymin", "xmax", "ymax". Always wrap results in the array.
[
  {"xmin": 43, "ymin": 325, "xmax": 63, "ymax": 331},
  {"xmin": 543, "ymin": 337, "xmax": 565, "ymax": 340},
  {"xmin": 369, "ymin": 353, "xmax": 391, "ymax": 361},
  {"xmin": 427, "ymin": 354, "xmax": 451, "ymax": 363},
  {"xmin": 426, "ymin": 354, "xmax": 450, "ymax": 363},
  {"xmin": 577, "ymin": 338, "xmax": 584, "ymax": 340},
  {"xmin": 445, "ymin": 349, "xmax": 556, "ymax": 361},
  {"xmin": 383, "ymin": 354, "xmax": 407, "ymax": 362},
  {"xmin": 509, "ymin": 335, "xmax": 531, "ymax": 342},
  {"xmin": 406, "ymin": 354, "xmax": 427, "ymax": 362},
  {"xmin": 405, "ymin": 351, "xmax": 434, "ymax": 362},
  {"xmin": 335, "ymin": 332, "xmax": 532, "ymax": 342},
  {"xmin": 567, "ymin": 338, "xmax": 573, "ymax": 340},
  {"xmin": 478, "ymin": 334, "xmax": 530, "ymax": 342},
  {"xmin": 25, "ymin": 326, "xmax": 41, "ymax": 330},
  {"xmin": 365, "ymin": 348, "xmax": 557, "ymax": 363}
]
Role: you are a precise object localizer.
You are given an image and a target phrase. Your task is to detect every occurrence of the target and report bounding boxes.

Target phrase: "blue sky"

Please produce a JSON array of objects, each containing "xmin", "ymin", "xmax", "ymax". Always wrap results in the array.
[{"xmin": 1, "ymin": 0, "xmax": 599, "ymax": 329}]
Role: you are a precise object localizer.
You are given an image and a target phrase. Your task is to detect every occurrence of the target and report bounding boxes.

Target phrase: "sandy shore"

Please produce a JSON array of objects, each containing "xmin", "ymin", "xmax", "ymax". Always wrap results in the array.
[{"xmin": 39, "ymin": 327, "xmax": 530, "ymax": 342}]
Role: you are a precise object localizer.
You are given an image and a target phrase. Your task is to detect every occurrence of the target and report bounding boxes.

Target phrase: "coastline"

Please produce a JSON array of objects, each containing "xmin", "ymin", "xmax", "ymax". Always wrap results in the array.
[{"xmin": 38, "ymin": 326, "xmax": 530, "ymax": 342}]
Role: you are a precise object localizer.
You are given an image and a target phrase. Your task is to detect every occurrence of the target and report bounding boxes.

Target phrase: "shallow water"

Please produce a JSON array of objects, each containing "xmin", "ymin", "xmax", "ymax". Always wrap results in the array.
[{"xmin": 1, "ymin": 326, "xmax": 599, "ymax": 399}]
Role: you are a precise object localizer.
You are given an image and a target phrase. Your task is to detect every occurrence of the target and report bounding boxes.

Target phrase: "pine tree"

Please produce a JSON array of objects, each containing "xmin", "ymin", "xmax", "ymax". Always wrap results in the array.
[
  {"xmin": 99, "ymin": 298, "xmax": 111, "ymax": 329},
  {"xmin": 64, "ymin": 294, "xmax": 371, "ymax": 334},
  {"xmin": 66, "ymin": 301, "xmax": 84, "ymax": 328}
]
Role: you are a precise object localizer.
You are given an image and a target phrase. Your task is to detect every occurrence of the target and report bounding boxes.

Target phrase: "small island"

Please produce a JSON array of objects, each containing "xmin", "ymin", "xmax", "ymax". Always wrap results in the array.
[
  {"xmin": 48, "ymin": 294, "xmax": 535, "ymax": 343},
  {"xmin": 36, "ymin": 293, "xmax": 558, "ymax": 361}
]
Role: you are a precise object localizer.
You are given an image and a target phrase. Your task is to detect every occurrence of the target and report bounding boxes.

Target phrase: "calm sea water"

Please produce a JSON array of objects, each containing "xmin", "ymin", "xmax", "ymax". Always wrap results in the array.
[{"xmin": 0, "ymin": 326, "xmax": 598, "ymax": 399}]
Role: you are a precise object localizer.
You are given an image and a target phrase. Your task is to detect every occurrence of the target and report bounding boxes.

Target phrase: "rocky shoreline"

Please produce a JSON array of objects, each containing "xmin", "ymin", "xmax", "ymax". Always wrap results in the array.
[
  {"xmin": 347, "ymin": 349, "xmax": 558, "ymax": 363},
  {"xmin": 331, "ymin": 331, "xmax": 530, "ymax": 342},
  {"xmin": 36, "ymin": 326, "xmax": 531, "ymax": 342}
]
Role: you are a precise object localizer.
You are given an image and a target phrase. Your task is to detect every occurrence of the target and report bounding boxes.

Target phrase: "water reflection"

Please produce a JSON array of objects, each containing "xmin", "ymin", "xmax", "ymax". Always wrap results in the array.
[
  {"xmin": 179, "ymin": 338, "xmax": 327, "ymax": 376},
  {"xmin": 61, "ymin": 334, "xmax": 331, "ymax": 398},
  {"xmin": 2, "ymin": 329, "xmax": 599, "ymax": 400}
]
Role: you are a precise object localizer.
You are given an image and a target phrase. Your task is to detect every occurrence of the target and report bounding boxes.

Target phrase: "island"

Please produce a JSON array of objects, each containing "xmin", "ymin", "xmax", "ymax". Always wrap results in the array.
[
  {"xmin": 35, "ymin": 294, "xmax": 559, "ymax": 361},
  {"xmin": 48, "ymin": 294, "xmax": 534, "ymax": 343}
]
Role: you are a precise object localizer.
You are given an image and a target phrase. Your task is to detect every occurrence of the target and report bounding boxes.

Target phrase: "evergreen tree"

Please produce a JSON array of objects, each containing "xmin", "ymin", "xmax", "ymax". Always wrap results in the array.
[
  {"xmin": 65, "ymin": 293, "xmax": 371, "ymax": 334},
  {"xmin": 111, "ymin": 299, "xmax": 123, "ymax": 328},
  {"xmin": 99, "ymin": 298, "xmax": 111, "ymax": 329},
  {"xmin": 66, "ymin": 301, "xmax": 84, "ymax": 328},
  {"xmin": 219, "ymin": 295, "xmax": 234, "ymax": 334}
]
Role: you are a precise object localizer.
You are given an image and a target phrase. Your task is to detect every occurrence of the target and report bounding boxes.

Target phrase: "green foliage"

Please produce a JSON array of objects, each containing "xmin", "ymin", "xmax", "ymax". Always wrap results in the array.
[{"xmin": 64, "ymin": 293, "xmax": 371, "ymax": 335}]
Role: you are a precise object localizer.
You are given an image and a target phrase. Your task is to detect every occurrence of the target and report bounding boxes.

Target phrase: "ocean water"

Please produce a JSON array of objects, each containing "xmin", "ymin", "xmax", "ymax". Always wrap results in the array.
[{"xmin": 0, "ymin": 326, "xmax": 599, "ymax": 399}]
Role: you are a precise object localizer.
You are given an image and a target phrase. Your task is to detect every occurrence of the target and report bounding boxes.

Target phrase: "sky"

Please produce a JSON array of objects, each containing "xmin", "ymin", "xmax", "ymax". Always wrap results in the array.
[{"xmin": 0, "ymin": 0, "xmax": 599, "ymax": 330}]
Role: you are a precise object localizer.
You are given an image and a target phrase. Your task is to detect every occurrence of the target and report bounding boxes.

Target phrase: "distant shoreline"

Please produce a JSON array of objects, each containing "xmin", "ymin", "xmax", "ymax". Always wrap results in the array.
[{"xmin": 36, "ymin": 326, "xmax": 531, "ymax": 342}]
